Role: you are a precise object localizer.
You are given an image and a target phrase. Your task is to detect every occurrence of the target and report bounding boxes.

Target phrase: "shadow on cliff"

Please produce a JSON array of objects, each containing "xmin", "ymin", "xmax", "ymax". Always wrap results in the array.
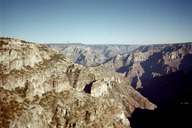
[{"xmin": 130, "ymin": 55, "xmax": 192, "ymax": 128}]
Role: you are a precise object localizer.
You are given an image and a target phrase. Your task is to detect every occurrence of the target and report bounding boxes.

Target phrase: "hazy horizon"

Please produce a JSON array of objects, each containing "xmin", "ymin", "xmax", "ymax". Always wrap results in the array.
[{"xmin": 1, "ymin": 0, "xmax": 192, "ymax": 44}]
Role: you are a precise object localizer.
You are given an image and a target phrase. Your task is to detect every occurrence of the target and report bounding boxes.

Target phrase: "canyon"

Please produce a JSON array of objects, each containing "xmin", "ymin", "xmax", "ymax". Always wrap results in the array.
[
  {"xmin": 1, "ymin": 37, "xmax": 192, "ymax": 128},
  {"xmin": 0, "ymin": 38, "xmax": 156, "ymax": 128},
  {"xmin": 49, "ymin": 41, "xmax": 192, "ymax": 128}
]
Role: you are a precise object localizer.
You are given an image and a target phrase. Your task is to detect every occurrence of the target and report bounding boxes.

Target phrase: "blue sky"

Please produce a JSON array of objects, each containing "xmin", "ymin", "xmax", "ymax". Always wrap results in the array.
[{"xmin": 0, "ymin": 0, "xmax": 192, "ymax": 44}]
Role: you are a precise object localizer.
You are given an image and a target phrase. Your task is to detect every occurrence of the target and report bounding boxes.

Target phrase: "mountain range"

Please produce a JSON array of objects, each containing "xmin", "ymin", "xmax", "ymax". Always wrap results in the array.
[
  {"xmin": 49, "ymin": 41, "xmax": 192, "ymax": 128},
  {"xmin": 1, "ymin": 37, "xmax": 192, "ymax": 128},
  {"xmin": 49, "ymin": 42, "xmax": 192, "ymax": 89}
]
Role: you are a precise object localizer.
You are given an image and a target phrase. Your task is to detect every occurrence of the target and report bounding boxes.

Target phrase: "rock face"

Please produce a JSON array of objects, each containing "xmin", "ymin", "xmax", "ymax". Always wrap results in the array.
[{"xmin": 0, "ymin": 38, "xmax": 156, "ymax": 128}]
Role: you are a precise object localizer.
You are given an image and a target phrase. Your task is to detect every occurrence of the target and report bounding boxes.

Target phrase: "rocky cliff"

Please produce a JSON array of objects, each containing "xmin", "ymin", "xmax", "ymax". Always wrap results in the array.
[{"xmin": 0, "ymin": 37, "xmax": 156, "ymax": 128}]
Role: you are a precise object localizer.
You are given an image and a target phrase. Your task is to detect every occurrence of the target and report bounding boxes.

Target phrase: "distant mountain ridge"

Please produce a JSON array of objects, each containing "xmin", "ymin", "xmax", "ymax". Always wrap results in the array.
[
  {"xmin": 48, "ymin": 44, "xmax": 140, "ymax": 66},
  {"xmin": 49, "ymin": 42, "xmax": 192, "ymax": 89}
]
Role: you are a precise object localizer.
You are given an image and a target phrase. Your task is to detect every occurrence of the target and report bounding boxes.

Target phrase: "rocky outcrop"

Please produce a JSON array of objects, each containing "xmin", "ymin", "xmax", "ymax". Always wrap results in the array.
[{"xmin": 0, "ymin": 37, "xmax": 156, "ymax": 128}]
